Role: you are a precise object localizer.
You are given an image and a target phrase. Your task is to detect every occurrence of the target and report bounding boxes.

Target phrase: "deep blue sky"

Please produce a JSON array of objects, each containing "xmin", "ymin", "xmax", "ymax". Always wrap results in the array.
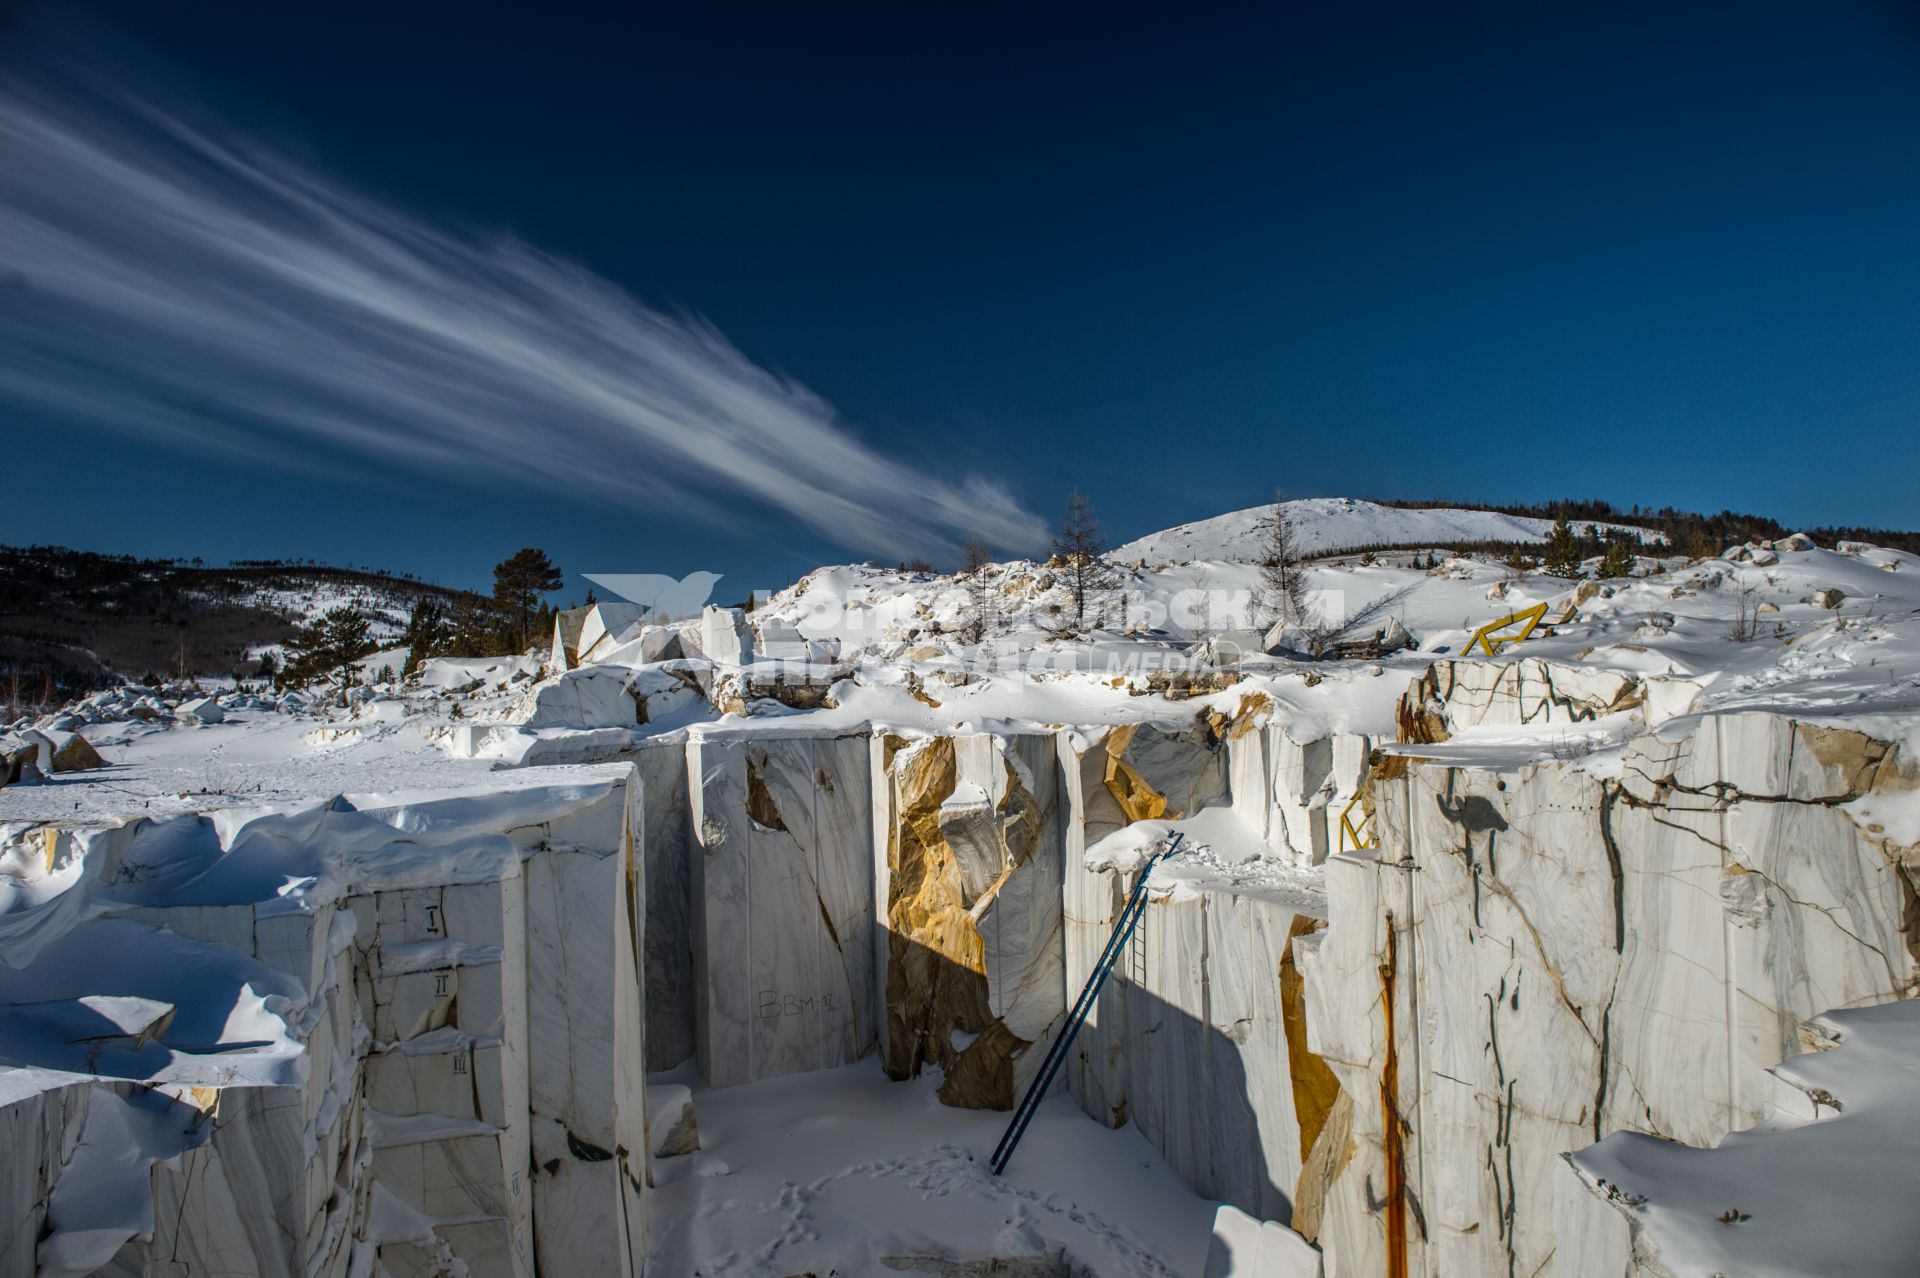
[{"xmin": 4, "ymin": 1, "xmax": 1919, "ymax": 598}]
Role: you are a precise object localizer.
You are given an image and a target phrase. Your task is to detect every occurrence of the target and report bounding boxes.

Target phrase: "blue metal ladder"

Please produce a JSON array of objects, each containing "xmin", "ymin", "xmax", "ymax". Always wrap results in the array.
[{"xmin": 989, "ymin": 830, "xmax": 1183, "ymax": 1176}]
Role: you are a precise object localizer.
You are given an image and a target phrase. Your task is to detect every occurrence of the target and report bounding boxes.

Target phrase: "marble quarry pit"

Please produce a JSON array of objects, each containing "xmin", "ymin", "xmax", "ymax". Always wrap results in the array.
[{"xmin": 4, "ymin": 653, "xmax": 1915, "ymax": 1276}]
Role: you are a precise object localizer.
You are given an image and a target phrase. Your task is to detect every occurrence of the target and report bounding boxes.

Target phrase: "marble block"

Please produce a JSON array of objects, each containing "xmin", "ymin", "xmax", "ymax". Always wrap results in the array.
[
  {"xmin": 521, "ymin": 781, "xmax": 648, "ymax": 1278},
  {"xmin": 1267, "ymin": 731, "xmax": 1332, "ymax": 865},
  {"xmin": 509, "ymin": 667, "xmax": 640, "ymax": 729},
  {"xmin": 691, "ymin": 733, "xmax": 876, "ymax": 1088},
  {"xmin": 1204, "ymin": 1204, "xmax": 1324, "ymax": 1278},
  {"xmin": 1405, "ymin": 656, "xmax": 1641, "ymax": 735},
  {"xmin": 634, "ymin": 738, "xmax": 696, "ymax": 1071}
]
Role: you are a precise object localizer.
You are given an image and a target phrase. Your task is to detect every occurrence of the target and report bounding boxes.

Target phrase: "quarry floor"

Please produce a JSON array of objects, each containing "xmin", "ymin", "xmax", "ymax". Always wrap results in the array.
[{"xmin": 648, "ymin": 1058, "xmax": 1214, "ymax": 1277}]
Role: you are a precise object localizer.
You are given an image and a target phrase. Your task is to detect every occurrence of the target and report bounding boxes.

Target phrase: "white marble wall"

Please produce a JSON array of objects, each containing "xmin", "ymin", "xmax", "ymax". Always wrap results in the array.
[
  {"xmin": 1058, "ymin": 732, "xmax": 1132, "ymax": 1125},
  {"xmin": 5, "ymin": 775, "xmax": 649, "ymax": 1278},
  {"xmin": 690, "ymin": 733, "xmax": 877, "ymax": 1087},
  {"xmin": 1058, "ymin": 723, "xmax": 1228, "ymax": 1119},
  {"xmin": 523, "ymin": 780, "xmax": 648, "ymax": 1277},
  {"xmin": 1297, "ymin": 712, "xmax": 1918, "ymax": 1278},
  {"xmin": 0, "ymin": 1083, "xmax": 91, "ymax": 1276},
  {"xmin": 1228, "ymin": 723, "xmax": 1373, "ymax": 867},
  {"xmin": 1090, "ymin": 884, "xmax": 1313, "ymax": 1225},
  {"xmin": 633, "ymin": 737, "xmax": 697, "ymax": 1071},
  {"xmin": 354, "ymin": 862, "xmax": 536, "ymax": 1277}
]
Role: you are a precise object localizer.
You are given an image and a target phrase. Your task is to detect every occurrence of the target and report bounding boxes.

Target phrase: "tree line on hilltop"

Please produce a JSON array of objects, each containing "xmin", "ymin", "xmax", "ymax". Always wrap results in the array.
[{"xmin": 278, "ymin": 548, "xmax": 566, "ymax": 698}]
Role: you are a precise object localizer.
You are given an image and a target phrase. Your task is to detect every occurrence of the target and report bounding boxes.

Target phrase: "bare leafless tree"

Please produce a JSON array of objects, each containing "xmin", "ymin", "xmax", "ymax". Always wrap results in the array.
[
  {"xmin": 958, "ymin": 536, "xmax": 998, "ymax": 644},
  {"xmin": 1052, "ymin": 489, "xmax": 1118, "ymax": 633},
  {"xmin": 1258, "ymin": 490, "xmax": 1316, "ymax": 630},
  {"xmin": 1724, "ymin": 584, "xmax": 1760, "ymax": 643}
]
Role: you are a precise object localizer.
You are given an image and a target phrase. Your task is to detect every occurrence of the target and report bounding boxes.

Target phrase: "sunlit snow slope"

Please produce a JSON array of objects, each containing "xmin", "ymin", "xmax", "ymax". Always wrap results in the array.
[{"xmin": 1115, "ymin": 496, "xmax": 1660, "ymax": 563}]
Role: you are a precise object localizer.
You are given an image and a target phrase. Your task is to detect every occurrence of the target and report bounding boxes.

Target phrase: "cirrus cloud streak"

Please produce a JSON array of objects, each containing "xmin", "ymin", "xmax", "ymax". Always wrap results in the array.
[{"xmin": 0, "ymin": 80, "xmax": 1047, "ymax": 562}]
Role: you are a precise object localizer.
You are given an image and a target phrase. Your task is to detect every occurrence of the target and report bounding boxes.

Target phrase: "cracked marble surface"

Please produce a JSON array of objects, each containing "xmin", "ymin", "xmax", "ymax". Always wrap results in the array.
[{"xmin": 1298, "ymin": 709, "xmax": 1917, "ymax": 1278}]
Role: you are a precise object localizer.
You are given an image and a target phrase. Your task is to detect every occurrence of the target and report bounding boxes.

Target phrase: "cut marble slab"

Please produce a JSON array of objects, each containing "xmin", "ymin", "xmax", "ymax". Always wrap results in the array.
[
  {"xmin": 691, "ymin": 733, "xmax": 876, "ymax": 1088},
  {"xmin": 522, "ymin": 778, "xmax": 648, "ymax": 1278},
  {"xmin": 633, "ymin": 738, "xmax": 696, "ymax": 1071}
]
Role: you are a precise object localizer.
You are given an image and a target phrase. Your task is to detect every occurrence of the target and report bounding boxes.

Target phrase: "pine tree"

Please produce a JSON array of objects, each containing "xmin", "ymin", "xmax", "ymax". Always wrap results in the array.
[
  {"xmin": 1542, "ymin": 516, "xmax": 1585, "ymax": 579},
  {"xmin": 400, "ymin": 598, "xmax": 453, "ymax": 677},
  {"xmin": 1052, "ymin": 489, "xmax": 1118, "ymax": 633},
  {"xmin": 1598, "ymin": 538, "xmax": 1635, "ymax": 579},
  {"xmin": 492, "ymin": 548, "xmax": 564, "ymax": 653},
  {"xmin": 447, "ymin": 593, "xmax": 511, "ymax": 658},
  {"xmin": 283, "ymin": 606, "xmax": 377, "ymax": 702}
]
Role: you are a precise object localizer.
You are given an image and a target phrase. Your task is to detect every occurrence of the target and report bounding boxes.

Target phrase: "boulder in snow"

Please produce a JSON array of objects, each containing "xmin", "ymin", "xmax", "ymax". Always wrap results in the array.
[
  {"xmin": 175, "ymin": 697, "xmax": 224, "ymax": 724},
  {"xmin": 1263, "ymin": 623, "xmax": 1319, "ymax": 658},
  {"xmin": 48, "ymin": 730, "xmax": 106, "ymax": 772},
  {"xmin": 649, "ymin": 1083, "xmax": 701, "ymax": 1157},
  {"xmin": 2, "ymin": 747, "xmax": 44, "ymax": 787},
  {"xmin": 1203, "ymin": 1204, "xmax": 1322, "ymax": 1277},
  {"xmin": 510, "ymin": 667, "xmax": 640, "ymax": 728},
  {"xmin": 1813, "ymin": 588, "xmax": 1846, "ymax": 609}
]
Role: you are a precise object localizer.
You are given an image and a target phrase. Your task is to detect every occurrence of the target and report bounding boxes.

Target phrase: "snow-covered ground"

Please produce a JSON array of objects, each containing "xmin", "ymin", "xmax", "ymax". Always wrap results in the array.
[
  {"xmin": 1567, "ymin": 999, "xmax": 1920, "ymax": 1277},
  {"xmin": 647, "ymin": 1058, "xmax": 1216, "ymax": 1277}
]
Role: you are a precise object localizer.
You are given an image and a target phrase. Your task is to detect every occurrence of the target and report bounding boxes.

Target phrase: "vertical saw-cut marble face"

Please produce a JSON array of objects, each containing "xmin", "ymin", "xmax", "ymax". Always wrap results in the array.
[
  {"xmin": 1298, "ymin": 712, "xmax": 1919, "ymax": 1278},
  {"xmin": 690, "ymin": 734, "xmax": 876, "ymax": 1088},
  {"xmin": 876, "ymin": 733, "xmax": 1065, "ymax": 1109},
  {"xmin": 523, "ymin": 782, "xmax": 648, "ymax": 1278},
  {"xmin": 1071, "ymin": 880, "xmax": 1315, "ymax": 1227},
  {"xmin": 1060, "ymin": 719, "xmax": 1245, "ymax": 1129},
  {"xmin": 632, "ymin": 739, "xmax": 696, "ymax": 1071}
]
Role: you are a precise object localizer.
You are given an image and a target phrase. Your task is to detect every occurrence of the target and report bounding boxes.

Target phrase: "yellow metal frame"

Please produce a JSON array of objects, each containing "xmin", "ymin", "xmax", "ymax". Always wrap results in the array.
[
  {"xmin": 1463, "ymin": 601, "xmax": 1550, "ymax": 657},
  {"xmin": 1337, "ymin": 793, "xmax": 1377, "ymax": 853}
]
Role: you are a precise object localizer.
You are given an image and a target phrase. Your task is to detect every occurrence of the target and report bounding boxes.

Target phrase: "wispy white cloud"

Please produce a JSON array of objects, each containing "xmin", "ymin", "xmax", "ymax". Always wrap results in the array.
[{"xmin": 0, "ymin": 79, "xmax": 1048, "ymax": 561}]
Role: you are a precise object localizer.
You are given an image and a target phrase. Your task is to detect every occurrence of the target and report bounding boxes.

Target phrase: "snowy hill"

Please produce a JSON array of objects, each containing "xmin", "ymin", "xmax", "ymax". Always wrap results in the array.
[
  {"xmin": 1115, "ymin": 496, "xmax": 1661, "ymax": 565},
  {"xmin": 0, "ymin": 545, "xmax": 472, "ymax": 691}
]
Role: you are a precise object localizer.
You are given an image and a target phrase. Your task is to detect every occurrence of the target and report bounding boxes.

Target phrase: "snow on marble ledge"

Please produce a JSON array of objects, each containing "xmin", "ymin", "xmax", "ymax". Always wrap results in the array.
[
  {"xmin": 0, "ymin": 768, "xmax": 650, "ymax": 1278},
  {"xmin": 1565, "ymin": 998, "xmax": 1920, "ymax": 1278}
]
